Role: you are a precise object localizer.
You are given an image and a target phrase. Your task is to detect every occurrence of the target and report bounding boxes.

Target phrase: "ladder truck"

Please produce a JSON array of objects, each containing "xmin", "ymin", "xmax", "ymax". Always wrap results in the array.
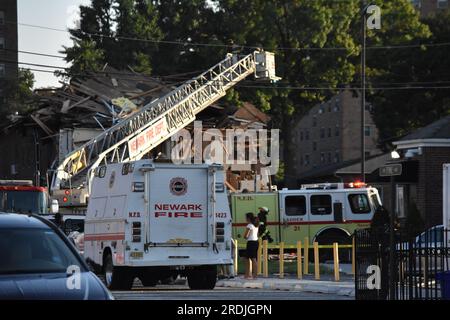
[
  {"xmin": 50, "ymin": 51, "xmax": 279, "ymax": 207},
  {"xmin": 49, "ymin": 51, "xmax": 279, "ymax": 290}
]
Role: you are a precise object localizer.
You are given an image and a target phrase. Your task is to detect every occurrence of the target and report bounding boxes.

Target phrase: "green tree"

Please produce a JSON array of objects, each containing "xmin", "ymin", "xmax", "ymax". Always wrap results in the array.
[
  {"xmin": 63, "ymin": 0, "xmax": 162, "ymax": 75},
  {"xmin": 0, "ymin": 68, "xmax": 35, "ymax": 117},
  {"xmin": 370, "ymin": 10, "xmax": 450, "ymax": 141}
]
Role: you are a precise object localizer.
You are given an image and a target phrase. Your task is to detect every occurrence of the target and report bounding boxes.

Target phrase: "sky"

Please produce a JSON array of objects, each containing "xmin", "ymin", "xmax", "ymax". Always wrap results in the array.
[{"xmin": 18, "ymin": 0, "xmax": 90, "ymax": 88}]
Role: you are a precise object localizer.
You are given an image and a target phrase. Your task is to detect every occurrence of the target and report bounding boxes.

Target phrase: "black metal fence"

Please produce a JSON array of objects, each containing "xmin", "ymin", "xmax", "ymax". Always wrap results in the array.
[{"xmin": 355, "ymin": 226, "xmax": 450, "ymax": 300}]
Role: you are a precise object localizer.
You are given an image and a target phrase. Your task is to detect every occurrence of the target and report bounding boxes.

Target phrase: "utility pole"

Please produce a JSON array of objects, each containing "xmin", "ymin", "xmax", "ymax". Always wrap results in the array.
[{"xmin": 361, "ymin": 0, "xmax": 367, "ymax": 183}]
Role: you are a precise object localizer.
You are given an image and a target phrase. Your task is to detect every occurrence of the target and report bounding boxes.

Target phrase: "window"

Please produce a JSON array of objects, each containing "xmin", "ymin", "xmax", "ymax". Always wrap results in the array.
[
  {"xmin": 411, "ymin": 0, "xmax": 421, "ymax": 8},
  {"xmin": 364, "ymin": 126, "xmax": 371, "ymax": 137},
  {"xmin": 305, "ymin": 154, "xmax": 310, "ymax": 166},
  {"xmin": 300, "ymin": 131, "xmax": 303, "ymax": 141},
  {"xmin": 0, "ymin": 64, "xmax": 5, "ymax": 77},
  {"xmin": 334, "ymin": 98, "xmax": 340, "ymax": 112},
  {"xmin": 0, "ymin": 37, "xmax": 4, "ymax": 49},
  {"xmin": 285, "ymin": 196, "xmax": 306, "ymax": 216},
  {"xmin": 328, "ymin": 127, "xmax": 332, "ymax": 138},
  {"xmin": 320, "ymin": 152, "xmax": 325, "ymax": 163},
  {"xmin": 320, "ymin": 128, "xmax": 325, "ymax": 139},
  {"xmin": 0, "ymin": 11, "xmax": 4, "ymax": 25},
  {"xmin": 335, "ymin": 125, "xmax": 340, "ymax": 136},
  {"xmin": 313, "ymin": 141, "xmax": 317, "ymax": 151},
  {"xmin": 438, "ymin": 0, "xmax": 448, "ymax": 8},
  {"xmin": 318, "ymin": 107, "xmax": 324, "ymax": 114},
  {"xmin": 348, "ymin": 194, "xmax": 371, "ymax": 214},
  {"xmin": 334, "ymin": 151, "xmax": 340, "ymax": 163},
  {"xmin": 328, "ymin": 152, "xmax": 332, "ymax": 163},
  {"xmin": 305, "ymin": 130, "xmax": 309, "ymax": 140},
  {"xmin": 0, "ymin": 228, "xmax": 84, "ymax": 274},
  {"xmin": 312, "ymin": 116, "xmax": 317, "ymax": 127},
  {"xmin": 311, "ymin": 195, "xmax": 332, "ymax": 215}
]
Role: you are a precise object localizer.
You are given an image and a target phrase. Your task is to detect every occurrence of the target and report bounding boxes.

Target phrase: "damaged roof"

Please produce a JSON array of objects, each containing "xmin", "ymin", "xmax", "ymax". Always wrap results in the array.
[{"xmin": 1, "ymin": 66, "xmax": 173, "ymax": 133}]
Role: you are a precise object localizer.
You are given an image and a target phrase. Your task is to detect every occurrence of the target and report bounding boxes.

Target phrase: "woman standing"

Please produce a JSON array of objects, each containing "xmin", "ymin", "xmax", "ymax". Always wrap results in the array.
[{"xmin": 244, "ymin": 212, "xmax": 259, "ymax": 279}]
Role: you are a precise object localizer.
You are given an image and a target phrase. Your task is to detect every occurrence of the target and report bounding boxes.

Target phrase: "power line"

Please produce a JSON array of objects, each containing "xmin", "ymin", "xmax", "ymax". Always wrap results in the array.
[
  {"xmin": 18, "ymin": 49, "xmax": 65, "ymax": 59},
  {"xmin": 5, "ymin": 57, "xmax": 450, "ymax": 91},
  {"xmin": 10, "ymin": 21, "xmax": 450, "ymax": 52},
  {"xmin": 14, "ymin": 66, "xmax": 450, "ymax": 91},
  {"xmin": 1, "ymin": 48, "xmax": 66, "ymax": 59},
  {"xmin": 0, "ymin": 58, "xmax": 203, "ymax": 81}
]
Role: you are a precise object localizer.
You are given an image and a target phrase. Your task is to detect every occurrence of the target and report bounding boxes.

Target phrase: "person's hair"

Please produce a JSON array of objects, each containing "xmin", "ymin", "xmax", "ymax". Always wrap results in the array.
[{"xmin": 245, "ymin": 212, "xmax": 259, "ymax": 227}]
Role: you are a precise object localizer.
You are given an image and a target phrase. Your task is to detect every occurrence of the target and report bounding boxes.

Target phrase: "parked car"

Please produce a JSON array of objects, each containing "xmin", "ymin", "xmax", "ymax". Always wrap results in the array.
[
  {"xmin": 397, "ymin": 225, "xmax": 449, "ymax": 276},
  {"xmin": 0, "ymin": 212, "xmax": 113, "ymax": 300}
]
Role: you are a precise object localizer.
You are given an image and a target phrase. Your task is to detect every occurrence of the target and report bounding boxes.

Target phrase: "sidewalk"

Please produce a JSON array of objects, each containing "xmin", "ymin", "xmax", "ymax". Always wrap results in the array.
[{"xmin": 216, "ymin": 275, "xmax": 355, "ymax": 297}]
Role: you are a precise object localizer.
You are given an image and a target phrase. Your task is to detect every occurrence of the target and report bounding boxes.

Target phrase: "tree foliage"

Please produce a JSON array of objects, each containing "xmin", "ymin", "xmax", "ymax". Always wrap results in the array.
[{"xmin": 0, "ymin": 68, "xmax": 35, "ymax": 117}]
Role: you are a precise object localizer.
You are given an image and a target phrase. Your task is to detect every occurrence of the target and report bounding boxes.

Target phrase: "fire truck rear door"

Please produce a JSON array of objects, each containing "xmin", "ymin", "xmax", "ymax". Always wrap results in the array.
[{"xmin": 147, "ymin": 166, "xmax": 209, "ymax": 246}]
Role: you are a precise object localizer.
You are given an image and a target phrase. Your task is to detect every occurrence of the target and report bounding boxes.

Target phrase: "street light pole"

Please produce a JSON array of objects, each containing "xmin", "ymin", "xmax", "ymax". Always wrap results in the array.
[{"xmin": 361, "ymin": 0, "xmax": 367, "ymax": 183}]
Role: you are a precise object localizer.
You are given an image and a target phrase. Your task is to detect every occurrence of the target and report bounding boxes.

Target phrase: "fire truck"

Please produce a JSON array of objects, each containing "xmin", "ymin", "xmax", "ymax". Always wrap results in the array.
[
  {"xmin": 231, "ymin": 182, "xmax": 381, "ymax": 259},
  {"xmin": 84, "ymin": 161, "xmax": 231, "ymax": 290},
  {"xmin": 0, "ymin": 180, "xmax": 49, "ymax": 214}
]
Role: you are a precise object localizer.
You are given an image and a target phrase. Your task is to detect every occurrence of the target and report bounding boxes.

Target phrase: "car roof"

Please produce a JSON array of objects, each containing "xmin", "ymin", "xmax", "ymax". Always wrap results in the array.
[{"xmin": 0, "ymin": 212, "xmax": 52, "ymax": 229}]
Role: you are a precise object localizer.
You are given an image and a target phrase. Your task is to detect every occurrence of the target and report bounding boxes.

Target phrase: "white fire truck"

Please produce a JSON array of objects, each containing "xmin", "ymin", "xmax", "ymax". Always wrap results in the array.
[{"xmin": 84, "ymin": 160, "xmax": 232, "ymax": 290}]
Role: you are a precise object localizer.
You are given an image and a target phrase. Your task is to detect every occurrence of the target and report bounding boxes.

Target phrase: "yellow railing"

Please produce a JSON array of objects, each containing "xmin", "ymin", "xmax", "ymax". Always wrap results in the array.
[{"xmin": 233, "ymin": 238, "xmax": 355, "ymax": 282}]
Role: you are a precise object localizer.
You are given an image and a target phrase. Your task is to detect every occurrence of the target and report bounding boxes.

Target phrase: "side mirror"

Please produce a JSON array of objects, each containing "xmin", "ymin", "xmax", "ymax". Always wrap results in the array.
[{"xmin": 50, "ymin": 199, "xmax": 59, "ymax": 214}]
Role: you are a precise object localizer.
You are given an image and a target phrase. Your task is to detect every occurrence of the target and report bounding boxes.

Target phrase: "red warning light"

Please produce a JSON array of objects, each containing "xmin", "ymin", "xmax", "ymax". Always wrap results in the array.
[
  {"xmin": 64, "ymin": 190, "xmax": 70, "ymax": 195},
  {"xmin": 349, "ymin": 181, "xmax": 366, "ymax": 188},
  {"xmin": 63, "ymin": 197, "xmax": 68, "ymax": 203}
]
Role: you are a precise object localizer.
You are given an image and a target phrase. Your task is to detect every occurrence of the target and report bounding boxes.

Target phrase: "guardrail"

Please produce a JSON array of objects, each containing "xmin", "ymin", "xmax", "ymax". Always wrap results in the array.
[{"xmin": 233, "ymin": 238, "xmax": 355, "ymax": 282}]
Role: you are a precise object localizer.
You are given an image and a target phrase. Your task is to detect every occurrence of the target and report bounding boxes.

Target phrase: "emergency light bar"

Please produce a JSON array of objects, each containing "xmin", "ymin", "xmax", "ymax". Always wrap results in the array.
[{"xmin": 301, "ymin": 181, "xmax": 367, "ymax": 190}]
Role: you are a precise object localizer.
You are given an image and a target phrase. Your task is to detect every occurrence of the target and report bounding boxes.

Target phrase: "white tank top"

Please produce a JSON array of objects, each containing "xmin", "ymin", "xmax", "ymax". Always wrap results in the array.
[{"xmin": 246, "ymin": 224, "xmax": 259, "ymax": 241}]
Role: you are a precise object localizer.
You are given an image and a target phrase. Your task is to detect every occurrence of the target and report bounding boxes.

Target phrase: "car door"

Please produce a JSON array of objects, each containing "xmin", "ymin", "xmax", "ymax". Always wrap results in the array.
[
  {"xmin": 279, "ymin": 193, "xmax": 309, "ymax": 246},
  {"xmin": 308, "ymin": 193, "xmax": 334, "ymax": 242}
]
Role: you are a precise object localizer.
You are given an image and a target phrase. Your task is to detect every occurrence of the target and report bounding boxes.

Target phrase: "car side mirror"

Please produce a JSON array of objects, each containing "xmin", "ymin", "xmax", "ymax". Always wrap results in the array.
[{"xmin": 50, "ymin": 199, "xmax": 59, "ymax": 214}]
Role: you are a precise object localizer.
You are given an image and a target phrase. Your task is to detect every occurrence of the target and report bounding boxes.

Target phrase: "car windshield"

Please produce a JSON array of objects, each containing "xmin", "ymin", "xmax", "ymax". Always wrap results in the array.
[
  {"xmin": 0, "ymin": 228, "xmax": 84, "ymax": 274},
  {"xmin": 0, "ymin": 190, "xmax": 48, "ymax": 214},
  {"xmin": 418, "ymin": 227, "xmax": 443, "ymax": 244}
]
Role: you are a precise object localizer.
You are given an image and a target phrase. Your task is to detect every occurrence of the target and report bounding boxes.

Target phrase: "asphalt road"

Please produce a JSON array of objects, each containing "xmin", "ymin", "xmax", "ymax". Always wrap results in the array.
[{"xmin": 112, "ymin": 285, "xmax": 352, "ymax": 300}]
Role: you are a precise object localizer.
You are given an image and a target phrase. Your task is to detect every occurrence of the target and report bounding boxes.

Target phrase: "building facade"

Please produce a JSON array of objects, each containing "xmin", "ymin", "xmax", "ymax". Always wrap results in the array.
[
  {"xmin": 0, "ymin": 0, "xmax": 18, "ymax": 107},
  {"xmin": 411, "ymin": 0, "xmax": 449, "ymax": 17},
  {"xmin": 292, "ymin": 90, "xmax": 381, "ymax": 181},
  {"xmin": 392, "ymin": 116, "xmax": 450, "ymax": 228}
]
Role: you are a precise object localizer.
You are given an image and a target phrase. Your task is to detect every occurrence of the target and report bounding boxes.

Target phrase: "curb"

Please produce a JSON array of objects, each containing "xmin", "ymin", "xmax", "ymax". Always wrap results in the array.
[{"xmin": 216, "ymin": 279, "xmax": 355, "ymax": 297}]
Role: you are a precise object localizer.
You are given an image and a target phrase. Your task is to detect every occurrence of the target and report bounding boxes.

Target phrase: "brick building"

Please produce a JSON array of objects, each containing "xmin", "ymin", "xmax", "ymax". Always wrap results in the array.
[
  {"xmin": 410, "ymin": 0, "xmax": 449, "ymax": 17},
  {"xmin": 0, "ymin": 0, "xmax": 18, "ymax": 106},
  {"xmin": 392, "ymin": 115, "xmax": 450, "ymax": 228},
  {"xmin": 292, "ymin": 90, "xmax": 382, "ymax": 183}
]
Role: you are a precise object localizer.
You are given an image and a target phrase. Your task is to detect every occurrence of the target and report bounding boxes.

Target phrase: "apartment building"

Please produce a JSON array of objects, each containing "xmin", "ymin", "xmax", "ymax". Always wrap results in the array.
[
  {"xmin": 292, "ymin": 90, "xmax": 382, "ymax": 180},
  {"xmin": 0, "ymin": 0, "xmax": 18, "ymax": 108},
  {"xmin": 410, "ymin": 0, "xmax": 449, "ymax": 17}
]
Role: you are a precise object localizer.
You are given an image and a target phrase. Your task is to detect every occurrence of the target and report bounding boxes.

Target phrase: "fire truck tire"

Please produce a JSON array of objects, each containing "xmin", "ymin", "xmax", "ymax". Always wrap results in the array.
[
  {"xmin": 187, "ymin": 266, "xmax": 217, "ymax": 290},
  {"xmin": 315, "ymin": 229, "xmax": 352, "ymax": 263},
  {"xmin": 140, "ymin": 275, "xmax": 158, "ymax": 287},
  {"xmin": 103, "ymin": 253, "xmax": 133, "ymax": 290}
]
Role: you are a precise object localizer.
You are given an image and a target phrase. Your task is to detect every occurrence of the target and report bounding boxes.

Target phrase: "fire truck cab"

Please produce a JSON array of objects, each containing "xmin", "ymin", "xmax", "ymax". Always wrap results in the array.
[
  {"xmin": 84, "ymin": 160, "xmax": 232, "ymax": 290},
  {"xmin": 0, "ymin": 180, "xmax": 48, "ymax": 215},
  {"xmin": 232, "ymin": 182, "xmax": 382, "ymax": 260}
]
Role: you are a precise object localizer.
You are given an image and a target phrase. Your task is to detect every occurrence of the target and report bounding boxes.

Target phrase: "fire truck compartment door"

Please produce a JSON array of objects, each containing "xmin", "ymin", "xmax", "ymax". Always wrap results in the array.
[{"xmin": 147, "ymin": 167, "xmax": 209, "ymax": 246}]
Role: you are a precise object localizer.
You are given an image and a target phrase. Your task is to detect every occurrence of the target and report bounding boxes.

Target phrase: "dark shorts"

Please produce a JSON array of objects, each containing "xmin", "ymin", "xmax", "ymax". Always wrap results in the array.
[{"xmin": 246, "ymin": 240, "xmax": 259, "ymax": 259}]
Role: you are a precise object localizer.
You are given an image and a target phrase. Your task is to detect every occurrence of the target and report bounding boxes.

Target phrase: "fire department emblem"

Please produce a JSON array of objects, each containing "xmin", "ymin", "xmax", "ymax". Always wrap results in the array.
[{"xmin": 170, "ymin": 177, "xmax": 187, "ymax": 196}]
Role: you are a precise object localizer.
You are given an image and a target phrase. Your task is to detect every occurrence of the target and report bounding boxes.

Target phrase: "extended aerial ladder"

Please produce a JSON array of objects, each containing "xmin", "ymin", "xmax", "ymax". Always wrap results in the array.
[{"xmin": 50, "ymin": 51, "xmax": 279, "ymax": 206}]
